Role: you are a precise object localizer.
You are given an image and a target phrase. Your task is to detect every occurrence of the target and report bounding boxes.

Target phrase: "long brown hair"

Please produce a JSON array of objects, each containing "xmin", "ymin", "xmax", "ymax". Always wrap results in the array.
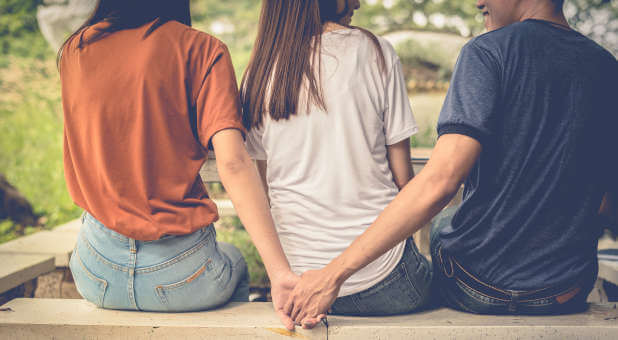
[
  {"xmin": 57, "ymin": 0, "xmax": 191, "ymax": 67},
  {"xmin": 240, "ymin": 0, "xmax": 386, "ymax": 130}
]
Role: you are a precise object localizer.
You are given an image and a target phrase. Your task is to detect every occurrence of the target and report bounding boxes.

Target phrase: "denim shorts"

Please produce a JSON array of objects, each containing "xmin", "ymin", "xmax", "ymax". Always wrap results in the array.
[
  {"xmin": 69, "ymin": 212, "xmax": 249, "ymax": 312},
  {"xmin": 329, "ymin": 238, "xmax": 433, "ymax": 316}
]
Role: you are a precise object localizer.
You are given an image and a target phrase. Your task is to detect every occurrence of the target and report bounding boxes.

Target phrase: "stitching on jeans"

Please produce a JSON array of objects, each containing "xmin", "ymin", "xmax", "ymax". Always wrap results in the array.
[
  {"xmin": 135, "ymin": 231, "xmax": 212, "ymax": 273},
  {"xmin": 73, "ymin": 246, "xmax": 108, "ymax": 307},
  {"xmin": 455, "ymin": 277, "xmax": 509, "ymax": 302},
  {"xmin": 85, "ymin": 214, "xmax": 129, "ymax": 242},
  {"xmin": 80, "ymin": 233, "xmax": 129, "ymax": 272},
  {"xmin": 452, "ymin": 258, "xmax": 510, "ymax": 295}
]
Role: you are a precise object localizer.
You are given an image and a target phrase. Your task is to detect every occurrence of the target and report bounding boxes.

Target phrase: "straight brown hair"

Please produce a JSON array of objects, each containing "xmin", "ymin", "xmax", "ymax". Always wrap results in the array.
[
  {"xmin": 57, "ymin": 0, "xmax": 191, "ymax": 67},
  {"xmin": 240, "ymin": 0, "xmax": 386, "ymax": 130}
]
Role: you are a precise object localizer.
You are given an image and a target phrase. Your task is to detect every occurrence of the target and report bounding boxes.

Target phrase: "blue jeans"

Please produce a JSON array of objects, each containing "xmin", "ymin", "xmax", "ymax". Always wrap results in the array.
[
  {"xmin": 69, "ymin": 212, "xmax": 249, "ymax": 312},
  {"xmin": 430, "ymin": 206, "xmax": 592, "ymax": 315},
  {"xmin": 330, "ymin": 238, "xmax": 432, "ymax": 316}
]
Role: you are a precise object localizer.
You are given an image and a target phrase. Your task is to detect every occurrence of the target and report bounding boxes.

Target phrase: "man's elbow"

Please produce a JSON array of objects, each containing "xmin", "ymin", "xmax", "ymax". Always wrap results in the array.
[{"xmin": 424, "ymin": 169, "xmax": 463, "ymax": 206}]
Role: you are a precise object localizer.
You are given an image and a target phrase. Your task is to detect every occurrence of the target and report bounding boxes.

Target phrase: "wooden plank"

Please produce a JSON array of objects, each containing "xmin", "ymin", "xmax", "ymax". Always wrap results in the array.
[
  {"xmin": 0, "ymin": 254, "xmax": 54, "ymax": 294},
  {"xmin": 0, "ymin": 231, "xmax": 77, "ymax": 268},
  {"xmin": 0, "ymin": 299, "xmax": 325, "ymax": 340},
  {"xmin": 201, "ymin": 153, "xmax": 430, "ymax": 183}
]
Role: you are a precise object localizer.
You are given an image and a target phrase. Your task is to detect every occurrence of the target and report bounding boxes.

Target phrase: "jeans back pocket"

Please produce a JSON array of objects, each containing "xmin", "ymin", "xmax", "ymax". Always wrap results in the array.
[
  {"xmin": 154, "ymin": 250, "xmax": 232, "ymax": 312},
  {"xmin": 69, "ymin": 247, "xmax": 108, "ymax": 307}
]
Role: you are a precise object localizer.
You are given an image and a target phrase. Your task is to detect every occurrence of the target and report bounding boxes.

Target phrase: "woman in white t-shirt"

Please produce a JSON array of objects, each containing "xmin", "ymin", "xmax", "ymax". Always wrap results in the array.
[{"xmin": 241, "ymin": 0, "xmax": 432, "ymax": 317}]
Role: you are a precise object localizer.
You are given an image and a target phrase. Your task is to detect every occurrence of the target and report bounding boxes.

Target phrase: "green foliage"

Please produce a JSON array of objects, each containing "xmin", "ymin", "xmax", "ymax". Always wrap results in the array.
[
  {"xmin": 0, "ymin": 0, "xmax": 45, "ymax": 55},
  {"xmin": 216, "ymin": 226, "xmax": 269, "ymax": 287}
]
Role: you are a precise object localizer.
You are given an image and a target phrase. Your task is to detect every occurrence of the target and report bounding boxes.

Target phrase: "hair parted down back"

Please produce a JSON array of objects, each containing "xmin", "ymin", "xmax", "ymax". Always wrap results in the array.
[{"xmin": 240, "ymin": 0, "xmax": 386, "ymax": 130}]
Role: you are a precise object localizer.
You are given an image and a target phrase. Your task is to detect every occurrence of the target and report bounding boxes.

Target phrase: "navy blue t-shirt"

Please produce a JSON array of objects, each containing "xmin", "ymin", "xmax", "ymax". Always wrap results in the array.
[{"xmin": 437, "ymin": 19, "xmax": 618, "ymax": 290}]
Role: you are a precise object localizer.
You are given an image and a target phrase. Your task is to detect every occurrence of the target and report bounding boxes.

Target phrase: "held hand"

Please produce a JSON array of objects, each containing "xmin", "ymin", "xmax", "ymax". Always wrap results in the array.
[
  {"xmin": 283, "ymin": 268, "xmax": 341, "ymax": 329},
  {"xmin": 270, "ymin": 271, "xmax": 300, "ymax": 330}
]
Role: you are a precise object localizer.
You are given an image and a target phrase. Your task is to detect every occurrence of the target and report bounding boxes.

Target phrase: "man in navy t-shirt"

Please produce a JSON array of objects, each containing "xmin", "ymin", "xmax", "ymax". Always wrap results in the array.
[
  {"xmin": 426, "ymin": 0, "xmax": 618, "ymax": 314},
  {"xmin": 280, "ymin": 0, "xmax": 617, "ymax": 324}
]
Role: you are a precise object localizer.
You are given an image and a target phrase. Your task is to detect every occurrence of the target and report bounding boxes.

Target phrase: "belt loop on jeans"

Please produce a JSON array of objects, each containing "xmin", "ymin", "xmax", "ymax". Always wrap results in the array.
[
  {"xmin": 508, "ymin": 291, "xmax": 521, "ymax": 313},
  {"xmin": 439, "ymin": 247, "xmax": 455, "ymax": 278}
]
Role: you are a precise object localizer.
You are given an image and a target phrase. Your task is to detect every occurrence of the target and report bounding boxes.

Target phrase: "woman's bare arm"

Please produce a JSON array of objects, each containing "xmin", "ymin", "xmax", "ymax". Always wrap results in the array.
[
  {"xmin": 211, "ymin": 129, "xmax": 296, "ymax": 330},
  {"xmin": 386, "ymin": 138, "xmax": 414, "ymax": 190}
]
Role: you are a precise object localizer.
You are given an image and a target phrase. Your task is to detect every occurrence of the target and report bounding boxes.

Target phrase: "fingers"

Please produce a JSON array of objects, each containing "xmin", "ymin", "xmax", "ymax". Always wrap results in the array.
[
  {"xmin": 301, "ymin": 315, "xmax": 326, "ymax": 329},
  {"xmin": 276, "ymin": 309, "xmax": 295, "ymax": 331}
]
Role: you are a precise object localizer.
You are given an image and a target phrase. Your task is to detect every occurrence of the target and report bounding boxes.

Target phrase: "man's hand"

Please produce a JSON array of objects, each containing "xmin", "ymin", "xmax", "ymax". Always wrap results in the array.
[
  {"xmin": 283, "ymin": 268, "xmax": 339, "ymax": 328},
  {"xmin": 270, "ymin": 271, "xmax": 301, "ymax": 330}
]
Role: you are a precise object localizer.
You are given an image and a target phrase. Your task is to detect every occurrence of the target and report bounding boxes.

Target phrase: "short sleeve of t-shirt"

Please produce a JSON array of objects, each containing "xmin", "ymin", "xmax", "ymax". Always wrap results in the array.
[
  {"xmin": 245, "ymin": 124, "xmax": 267, "ymax": 160},
  {"xmin": 437, "ymin": 40, "xmax": 501, "ymax": 145},
  {"xmin": 194, "ymin": 43, "xmax": 245, "ymax": 149},
  {"xmin": 384, "ymin": 56, "xmax": 418, "ymax": 145}
]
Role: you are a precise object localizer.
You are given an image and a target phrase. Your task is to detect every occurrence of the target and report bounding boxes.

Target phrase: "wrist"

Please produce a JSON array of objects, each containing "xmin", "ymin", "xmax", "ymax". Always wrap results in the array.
[{"xmin": 324, "ymin": 257, "xmax": 355, "ymax": 287}]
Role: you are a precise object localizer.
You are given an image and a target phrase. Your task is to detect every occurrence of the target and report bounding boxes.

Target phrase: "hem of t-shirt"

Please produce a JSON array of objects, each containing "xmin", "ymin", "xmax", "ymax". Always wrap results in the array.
[
  {"xmin": 247, "ymin": 153, "xmax": 267, "ymax": 161},
  {"xmin": 337, "ymin": 240, "xmax": 406, "ymax": 297},
  {"xmin": 386, "ymin": 126, "xmax": 419, "ymax": 146},
  {"xmin": 437, "ymin": 123, "xmax": 487, "ymax": 145},
  {"xmin": 203, "ymin": 122, "xmax": 247, "ymax": 150}
]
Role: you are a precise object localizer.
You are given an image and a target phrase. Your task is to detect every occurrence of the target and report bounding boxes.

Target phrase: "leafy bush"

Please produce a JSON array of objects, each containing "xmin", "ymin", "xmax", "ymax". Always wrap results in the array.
[{"xmin": 0, "ymin": 0, "xmax": 46, "ymax": 57}]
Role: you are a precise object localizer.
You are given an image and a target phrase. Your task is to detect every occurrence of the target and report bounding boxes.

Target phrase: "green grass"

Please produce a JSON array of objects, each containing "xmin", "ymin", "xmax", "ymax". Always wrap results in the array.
[
  {"xmin": 215, "ymin": 217, "xmax": 269, "ymax": 286},
  {"xmin": 0, "ymin": 38, "xmax": 82, "ymax": 243},
  {"xmin": 409, "ymin": 92, "xmax": 445, "ymax": 148}
]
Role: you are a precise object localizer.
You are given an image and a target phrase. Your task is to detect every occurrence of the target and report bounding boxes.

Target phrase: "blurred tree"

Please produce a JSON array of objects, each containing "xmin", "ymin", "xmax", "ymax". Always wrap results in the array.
[
  {"xmin": 0, "ymin": 0, "xmax": 44, "ymax": 55},
  {"xmin": 566, "ymin": 0, "xmax": 617, "ymax": 54}
]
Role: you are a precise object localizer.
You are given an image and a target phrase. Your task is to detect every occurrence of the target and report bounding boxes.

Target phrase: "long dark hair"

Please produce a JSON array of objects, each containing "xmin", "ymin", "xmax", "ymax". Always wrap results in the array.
[
  {"xmin": 57, "ymin": 0, "xmax": 191, "ymax": 67},
  {"xmin": 240, "ymin": 0, "xmax": 386, "ymax": 130}
]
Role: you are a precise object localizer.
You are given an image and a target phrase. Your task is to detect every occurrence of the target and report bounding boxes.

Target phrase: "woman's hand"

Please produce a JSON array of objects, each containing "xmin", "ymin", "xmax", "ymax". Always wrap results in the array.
[
  {"xmin": 270, "ymin": 271, "xmax": 300, "ymax": 330},
  {"xmin": 283, "ymin": 268, "xmax": 341, "ymax": 329}
]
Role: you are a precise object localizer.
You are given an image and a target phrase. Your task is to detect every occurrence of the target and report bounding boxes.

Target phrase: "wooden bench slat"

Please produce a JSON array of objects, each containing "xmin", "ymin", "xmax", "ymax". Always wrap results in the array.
[
  {"xmin": 0, "ymin": 255, "xmax": 54, "ymax": 294},
  {"xmin": 0, "ymin": 231, "xmax": 77, "ymax": 267},
  {"xmin": 1, "ymin": 299, "xmax": 616, "ymax": 340},
  {"xmin": 0, "ymin": 299, "xmax": 324, "ymax": 339},
  {"xmin": 328, "ymin": 303, "xmax": 618, "ymax": 339}
]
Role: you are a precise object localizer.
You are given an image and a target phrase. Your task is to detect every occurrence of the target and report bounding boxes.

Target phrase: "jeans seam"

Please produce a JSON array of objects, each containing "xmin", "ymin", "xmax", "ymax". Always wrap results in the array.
[
  {"xmin": 135, "ymin": 231, "xmax": 212, "ymax": 274},
  {"xmin": 73, "ymin": 246, "xmax": 108, "ymax": 307},
  {"xmin": 455, "ymin": 278, "xmax": 508, "ymax": 304},
  {"xmin": 80, "ymin": 233, "xmax": 129, "ymax": 272}
]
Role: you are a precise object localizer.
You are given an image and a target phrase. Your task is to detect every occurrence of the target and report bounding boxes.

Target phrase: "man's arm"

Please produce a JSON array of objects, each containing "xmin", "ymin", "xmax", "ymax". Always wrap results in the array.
[
  {"xmin": 386, "ymin": 138, "xmax": 414, "ymax": 190},
  {"xmin": 212, "ymin": 129, "xmax": 297, "ymax": 330},
  {"xmin": 284, "ymin": 134, "xmax": 481, "ymax": 326}
]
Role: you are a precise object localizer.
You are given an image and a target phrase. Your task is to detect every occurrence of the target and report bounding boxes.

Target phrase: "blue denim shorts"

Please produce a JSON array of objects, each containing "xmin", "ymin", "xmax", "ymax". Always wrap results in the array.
[{"xmin": 69, "ymin": 212, "xmax": 249, "ymax": 312}]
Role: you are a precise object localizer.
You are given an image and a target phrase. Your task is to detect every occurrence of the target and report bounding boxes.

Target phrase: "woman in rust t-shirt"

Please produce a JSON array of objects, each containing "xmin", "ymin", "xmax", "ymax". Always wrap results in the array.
[{"xmin": 60, "ymin": 1, "xmax": 295, "ymax": 323}]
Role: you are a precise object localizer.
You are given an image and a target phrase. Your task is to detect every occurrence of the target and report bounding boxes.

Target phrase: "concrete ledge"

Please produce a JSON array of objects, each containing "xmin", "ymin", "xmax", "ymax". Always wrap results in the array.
[
  {"xmin": 52, "ymin": 219, "xmax": 81, "ymax": 234},
  {"xmin": 0, "ymin": 255, "xmax": 54, "ymax": 294},
  {"xmin": 0, "ymin": 299, "xmax": 325, "ymax": 339},
  {"xmin": 1, "ymin": 299, "xmax": 616, "ymax": 339},
  {"xmin": 0, "ymin": 231, "xmax": 77, "ymax": 267},
  {"xmin": 328, "ymin": 303, "xmax": 618, "ymax": 340}
]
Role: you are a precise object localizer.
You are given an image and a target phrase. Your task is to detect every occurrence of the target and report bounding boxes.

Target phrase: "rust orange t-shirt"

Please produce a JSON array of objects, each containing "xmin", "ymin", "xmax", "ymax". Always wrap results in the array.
[{"xmin": 60, "ymin": 20, "xmax": 244, "ymax": 240}]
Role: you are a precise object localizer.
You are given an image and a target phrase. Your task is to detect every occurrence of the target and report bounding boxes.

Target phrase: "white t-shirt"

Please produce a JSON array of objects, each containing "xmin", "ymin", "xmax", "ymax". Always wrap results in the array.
[{"xmin": 245, "ymin": 28, "xmax": 418, "ymax": 296}]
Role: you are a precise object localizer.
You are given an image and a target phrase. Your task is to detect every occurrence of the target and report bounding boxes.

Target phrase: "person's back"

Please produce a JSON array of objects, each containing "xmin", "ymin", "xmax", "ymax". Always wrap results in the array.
[
  {"xmin": 436, "ymin": 19, "xmax": 618, "ymax": 291},
  {"xmin": 243, "ymin": 0, "xmax": 432, "ymax": 317},
  {"xmin": 60, "ymin": 2, "xmax": 297, "ymax": 322},
  {"xmin": 247, "ymin": 29, "xmax": 413, "ymax": 296},
  {"xmin": 61, "ymin": 20, "xmax": 234, "ymax": 240}
]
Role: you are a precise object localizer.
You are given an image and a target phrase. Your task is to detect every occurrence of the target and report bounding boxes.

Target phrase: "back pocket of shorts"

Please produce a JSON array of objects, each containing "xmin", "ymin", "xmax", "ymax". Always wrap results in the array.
[
  {"xmin": 69, "ymin": 247, "xmax": 108, "ymax": 307},
  {"xmin": 155, "ymin": 258, "xmax": 230, "ymax": 312}
]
